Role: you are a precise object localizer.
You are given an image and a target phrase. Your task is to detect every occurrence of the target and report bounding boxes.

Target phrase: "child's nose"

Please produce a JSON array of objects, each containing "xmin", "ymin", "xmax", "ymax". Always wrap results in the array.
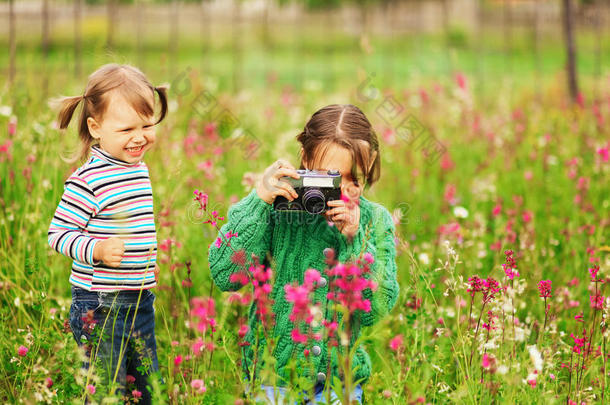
[{"xmin": 131, "ymin": 131, "xmax": 146, "ymax": 144}]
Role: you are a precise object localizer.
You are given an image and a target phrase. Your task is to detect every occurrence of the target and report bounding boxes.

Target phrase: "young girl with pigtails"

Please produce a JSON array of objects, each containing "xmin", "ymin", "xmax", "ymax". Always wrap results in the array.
[{"xmin": 47, "ymin": 63, "xmax": 167, "ymax": 403}]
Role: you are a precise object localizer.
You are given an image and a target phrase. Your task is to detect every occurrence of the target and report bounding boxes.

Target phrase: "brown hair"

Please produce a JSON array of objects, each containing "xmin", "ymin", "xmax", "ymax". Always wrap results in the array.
[
  {"xmin": 54, "ymin": 63, "xmax": 168, "ymax": 163},
  {"xmin": 297, "ymin": 104, "xmax": 380, "ymax": 188}
]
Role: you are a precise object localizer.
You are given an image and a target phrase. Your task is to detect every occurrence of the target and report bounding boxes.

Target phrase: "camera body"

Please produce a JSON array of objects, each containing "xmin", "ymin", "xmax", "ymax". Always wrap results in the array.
[{"xmin": 273, "ymin": 169, "xmax": 341, "ymax": 214}]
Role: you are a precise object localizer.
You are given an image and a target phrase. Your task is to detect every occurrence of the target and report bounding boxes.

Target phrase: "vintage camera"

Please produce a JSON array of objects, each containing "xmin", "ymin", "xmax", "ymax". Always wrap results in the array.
[{"xmin": 273, "ymin": 169, "xmax": 341, "ymax": 214}]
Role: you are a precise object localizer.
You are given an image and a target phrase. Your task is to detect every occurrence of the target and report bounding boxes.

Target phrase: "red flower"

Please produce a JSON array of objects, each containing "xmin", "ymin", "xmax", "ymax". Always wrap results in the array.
[{"xmin": 537, "ymin": 280, "xmax": 552, "ymax": 298}]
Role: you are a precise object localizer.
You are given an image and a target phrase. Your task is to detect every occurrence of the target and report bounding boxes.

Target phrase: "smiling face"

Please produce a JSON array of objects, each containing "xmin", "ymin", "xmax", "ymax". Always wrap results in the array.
[{"xmin": 87, "ymin": 90, "xmax": 156, "ymax": 164}]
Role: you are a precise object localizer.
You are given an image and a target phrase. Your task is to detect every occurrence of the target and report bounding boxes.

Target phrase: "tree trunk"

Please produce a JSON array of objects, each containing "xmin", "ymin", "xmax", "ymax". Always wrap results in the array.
[
  {"xmin": 476, "ymin": 0, "xmax": 484, "ymax": 95},
  {"xmin": 74, "ymin": 0, "xmax": 82, "ymax": 78},
  {"xmin": 593, "ymin": 0, "xmax": 602, "ymax": 98},
  {"xmin": 503, "ymin": 0, "xmax": 512, "ymax": 73},
  {"xmin": 170, "ymin": 0, "xmax": 179, "ymax": 76},
  {"xmin": 201, "ymin": 0, "xmax": 209, "ymax": 74},
  {"xmin": 9, "ymin": 0, "xmax": 16, "ymax": 88},
  {"xmin": 42, "ymin": 0, "xmax": 50, "ymax": 58},
  {"xmin": 136, "ymin": 0, "xmax": 145, "ymax": 69},
  {"xmin": 42, "ymin": 0, "xmax": 50, "ymax": 98},
  {"xmin": 232, "ymin": 0, "xmax": 242, "ymax": 93},
  {"xmin": 106, "ymin": 0, "xmax": 116, "ymax": 51},
  {"xmin": 262, "ymin": 0, "xmax": 271, "ymax": 52},
  {"xmin": 562, "ymin": 0, "xmax": 579, "ymax": 103},
  {"xmin": 441, "ymin": 0, "xmax": 452, "ymax": 73},
  {"xmin": 532, "ymin": 0, "xmax": 541, "ymax": 96}
]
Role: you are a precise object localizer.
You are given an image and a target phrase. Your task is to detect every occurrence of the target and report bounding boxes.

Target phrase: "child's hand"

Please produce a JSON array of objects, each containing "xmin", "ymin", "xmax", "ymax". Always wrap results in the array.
[
  {"xmin": 93, "ymin": 237, "xmax": 125, "ymax": 267},
  {"xmin": 325, "ymin": 182, "xmax": 361, "ymax": 239},
  {"xmin": 256, "ymin": 159, "xmax": 300, "ymax": 204}
]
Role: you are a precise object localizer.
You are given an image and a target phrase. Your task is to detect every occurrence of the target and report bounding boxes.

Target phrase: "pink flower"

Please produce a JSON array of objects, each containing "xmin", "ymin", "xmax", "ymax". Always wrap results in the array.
[
  {"xmin": 229, "ymin": 272, "xmax": 250, "ymax": 286},
  {"xmin": 467, "ymin": 276, "xmax": 484, "ymax": 297},
  {"xmin": 190, "ymin": 297, "xmax": 216, "ymax": 334},
  {"xmin": 590, "ymin": 293, "xmax": 604, "ymax": 310},
  {"xmin": 86, "ymin": 384, "xmax": 96, "ymax": 395},
  {"xmin": 492, "ymin": 203, "xmax": 502, "ymax": 217},
  {"xmin": 363, "ymin": 252, "xmax": 374, "ymax": 264},
  {"xmin": 326, "ymin": 261, "xmax": 376, "ymax": 314},
  {"xmin": 45, "ymin": 377, "xmax": 53, "ymax": 388},
  {"xmin": 291, "ymin": 328, "xmax": 308, "ymax": 344},
  {"xmin": 522, "ymin": 210, "xmax": 533, "ymax": 223},
  {"xmin": 482, "ymin": 277, "xmax": 501, "ymax": 303},
  {"xmin": 126, "ymin": 374, "xmax": 136, "ymax": 384},
  {"xmin": 214, "ymin": 237, "xmax": 222, "ymax": 248},
  {"xmin": 304, "ymin": 269, "xmax": 322, "ymax": 287},
  {"xmin": 589, "ymin": 264, "xmax": 600, "ymax": 281},
  {"xmin": 238, "ymin": 324, "xmax": 249, "ymax": 339},
  {"xmin": 193, "ymin": 190, "xmax": 208, "ymax": 211},
  {"xmin": 174, "ymin": 355, "xmax": 183, "ymax": 367},
  {"xmin": 224, "ymin": 231, "xmax": 238, "ymax": 240},
  {"xmin": 17, "ymin": 345, "xmax": 28, "ymax": 357},
  {"xmin": 455, "ymin": 72, "xmax": 467, "ymax": 91},
  {"xmin": 570, "ymin": 332, "xmax": 586, "ymax": 354},
  {"xmin": 597, "ymin": 146, "xmax": 609, "ymax": 162},
  {"xmin": 482, "ymin": 353, "xmax": 491, "ymax": 369},
  {"xmin": 389, "ymin": 334, "xmax": 404, "ymax": 352},
  {"xmin": 8, "ymin": 116, "xmax": 17, "ymax": 136},
  {"xmin": 132, "ymin": 390, "xmax": 142, "ymax": 399},
  {"xmin": 248, "ymin": 261, "xmax": 275, "ymax": 328},
  {"xmin": 191, "ymin": 379, "xmax": 206, "ymax": 394},
  {"xmin": 537, "ymin": 280, "xmax": 552, "ymax": 298}
]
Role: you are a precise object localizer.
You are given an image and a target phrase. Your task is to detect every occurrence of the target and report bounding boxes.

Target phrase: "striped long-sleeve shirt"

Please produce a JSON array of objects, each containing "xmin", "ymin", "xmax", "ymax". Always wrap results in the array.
[{"xmin": 48, "ymin": 145, "xmax": 157, "ymax": 292}]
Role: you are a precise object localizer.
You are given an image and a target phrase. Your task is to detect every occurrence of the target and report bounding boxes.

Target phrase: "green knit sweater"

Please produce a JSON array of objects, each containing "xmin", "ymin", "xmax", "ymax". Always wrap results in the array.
[{"xmin": 208, "ymin": 189, "xmax": 399, "ymax": 387}]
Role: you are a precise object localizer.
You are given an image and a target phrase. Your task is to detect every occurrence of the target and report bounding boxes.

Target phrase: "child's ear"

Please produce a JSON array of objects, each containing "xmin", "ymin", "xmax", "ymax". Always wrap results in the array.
[{"xmin": 87, "ymin": 117, "xmax": 101, "ymax": 140}]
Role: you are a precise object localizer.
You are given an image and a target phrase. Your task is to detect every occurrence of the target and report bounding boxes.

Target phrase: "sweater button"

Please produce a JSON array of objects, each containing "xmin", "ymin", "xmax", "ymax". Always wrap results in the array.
[
  {"xmin": 317, "ymin": 277, "xmax": 327, "ymax": 288},
  {"xmin": 312, "ymin": 345, "xmax": 321, "ymax": 356},
  {"xmin": 316, "ymin": 372, "xmax": 326, "ymax": 383}
]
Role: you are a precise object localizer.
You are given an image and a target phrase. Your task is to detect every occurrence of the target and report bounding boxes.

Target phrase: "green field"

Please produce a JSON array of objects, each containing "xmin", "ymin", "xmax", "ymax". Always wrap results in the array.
[{"xmin": 0, "ymin": 22, "xmax": 609, "ymax": 404}]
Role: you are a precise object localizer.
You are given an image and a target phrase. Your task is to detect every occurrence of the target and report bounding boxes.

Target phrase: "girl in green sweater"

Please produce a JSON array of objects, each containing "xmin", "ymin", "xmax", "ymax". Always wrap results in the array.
[{"xmin": 209, "ymin": 104, "xmax": 399, "ymax": 403}]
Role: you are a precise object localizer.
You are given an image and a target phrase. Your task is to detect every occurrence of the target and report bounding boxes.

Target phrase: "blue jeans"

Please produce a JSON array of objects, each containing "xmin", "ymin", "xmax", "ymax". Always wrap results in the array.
[
  {"xmin": 255, "ymin": 383, "xmax": 363, "ymax": 404},
  {"xmin": 69, "ymin": 286, "xmax": 160, "ymax": 403}
]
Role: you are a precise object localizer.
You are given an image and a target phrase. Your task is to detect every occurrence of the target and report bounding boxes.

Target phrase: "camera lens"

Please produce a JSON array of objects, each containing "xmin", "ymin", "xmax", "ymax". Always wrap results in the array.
[{"xmin": 302, "ymin": 188, "xmax": 326, "ymax": 214}]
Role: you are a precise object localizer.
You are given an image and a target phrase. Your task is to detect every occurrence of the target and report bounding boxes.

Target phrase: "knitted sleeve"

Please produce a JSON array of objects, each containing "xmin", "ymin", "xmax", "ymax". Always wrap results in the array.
[
  {"xmin": 337, "ymin": 203, "xmax": 399, "ymax": 326},
  {"xmin": 208, "ymin": 189, "xmax": 274, "ymax": 291},
  {"xmin": 47, "ymin": 173, "xmax": 101, "ymax": 265}
]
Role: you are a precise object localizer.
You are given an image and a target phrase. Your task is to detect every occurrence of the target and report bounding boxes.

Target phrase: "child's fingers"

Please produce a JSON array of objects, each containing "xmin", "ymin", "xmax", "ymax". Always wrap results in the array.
[
  {"xmin": 273, "ymin": 168, "xmax": 300, "ymax": 180},
  {"xmin": 275, "ymin": 159, "xmax": 295, "ymax": 170},
  {"xmin": 274, "ymin": 188, "xmax": 295, "ymax": 202},
  {"xmin": 331, "ymin": 213, "xmax": 348, "ymax": 222},
  {"xmin": 275, "ymin": 180, "xmax": 298, "ymax": 200},
  {"xmin": 326, "ymin": 200, "xmax": 345, "ymax": 208}
]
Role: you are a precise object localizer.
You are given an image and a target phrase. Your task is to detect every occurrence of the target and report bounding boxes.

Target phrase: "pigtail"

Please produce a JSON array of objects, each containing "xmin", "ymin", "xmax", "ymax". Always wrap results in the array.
[
  {"xmin": 154, "ymin": 85, "xmax": 168, "ymax": 124},
  {"xmin": 55, "ymin": 95, "xmax": 83, "ymax": 129},
  {"xmin": 51, "ymin": 94, "xmax": 95, "ymax": 164}
]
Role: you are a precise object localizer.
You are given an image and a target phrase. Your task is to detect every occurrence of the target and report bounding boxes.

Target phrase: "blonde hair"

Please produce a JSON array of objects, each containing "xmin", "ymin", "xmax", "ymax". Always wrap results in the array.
[{"xmin": 54, "ymin": 64, "xmax": 168, "ymax": 163}]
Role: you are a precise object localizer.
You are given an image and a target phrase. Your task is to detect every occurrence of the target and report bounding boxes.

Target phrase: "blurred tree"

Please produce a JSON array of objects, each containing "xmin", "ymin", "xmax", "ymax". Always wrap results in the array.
[
  {"xmin": 74, "ymin": 0, "xmax": 82, "ymax": 77},
  {"xmin": 42, "ymin": 0, "xmax": 50, "ymax": 98},
  {"xmin": 8, "ymin": 0, "xmax": 16, "ymax": 89},
  {"xmin": 106, "ymin": 0, "xmax": 117, "ymax": 50},
  {"xmin": 169, "ymin": 0, "xmax": 179, "ymax": 75},
  {"xmin": 562, "ymin": 0, "xmax": 579, "ymax": 103}
]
